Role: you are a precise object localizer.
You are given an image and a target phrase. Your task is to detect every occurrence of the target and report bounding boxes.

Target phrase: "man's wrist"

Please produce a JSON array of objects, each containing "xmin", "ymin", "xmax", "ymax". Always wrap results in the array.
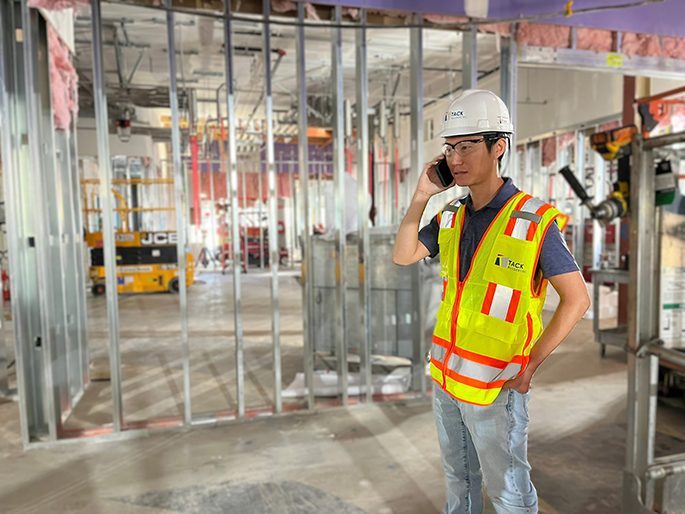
[{"xmin": 414, "ymin": 190, "xmax": 432, "ymax": 201}]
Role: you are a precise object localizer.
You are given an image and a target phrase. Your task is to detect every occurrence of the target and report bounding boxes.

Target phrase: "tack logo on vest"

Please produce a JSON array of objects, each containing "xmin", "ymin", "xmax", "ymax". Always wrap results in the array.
[{"xmin": 494, "ymin": 253, "xmax": 525, "ymax": 272}]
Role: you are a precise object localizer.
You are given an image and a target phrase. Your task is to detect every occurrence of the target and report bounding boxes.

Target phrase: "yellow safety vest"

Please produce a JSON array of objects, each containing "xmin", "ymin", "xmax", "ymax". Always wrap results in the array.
[{"xmin": 430, "ymin": 191, "xmax": 565, "ymax": 406}]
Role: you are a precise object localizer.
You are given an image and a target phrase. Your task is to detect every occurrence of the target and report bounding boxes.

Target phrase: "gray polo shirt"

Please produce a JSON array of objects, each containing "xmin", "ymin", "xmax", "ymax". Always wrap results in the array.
[{"xmin": 418, "ymin": 178, "xmax": 579, "ymax": 282}]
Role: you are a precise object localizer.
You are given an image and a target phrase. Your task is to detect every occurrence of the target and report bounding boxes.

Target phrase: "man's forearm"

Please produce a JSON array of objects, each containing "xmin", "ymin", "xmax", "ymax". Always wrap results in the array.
[
  {"xmin": 393, "ymin": 190, "xmax": 432, "ymax": 264},
  {"xmin": 527, "ymin": 298, "xmax": 589, "ymax": 372}
]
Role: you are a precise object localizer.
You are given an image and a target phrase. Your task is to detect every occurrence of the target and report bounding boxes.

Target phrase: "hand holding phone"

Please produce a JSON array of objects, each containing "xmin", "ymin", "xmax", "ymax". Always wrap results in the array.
[
  {"xmin": 417, "ymin": 155, "xmax": 454, "ymax": 197},
  {"xmin": 432, "ymin": 158, "xmax": 454, "ymax": 188}
]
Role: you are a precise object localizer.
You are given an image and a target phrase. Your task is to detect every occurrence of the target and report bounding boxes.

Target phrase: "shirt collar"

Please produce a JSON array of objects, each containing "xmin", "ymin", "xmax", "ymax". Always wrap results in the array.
[{"xmin": 464, "ymin": 177, "xmax": 519, "ymax": 212}]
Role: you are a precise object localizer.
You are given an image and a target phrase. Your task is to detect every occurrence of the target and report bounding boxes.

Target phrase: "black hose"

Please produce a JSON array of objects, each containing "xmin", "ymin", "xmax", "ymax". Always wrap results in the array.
[{"xmin": 559, "ymin": 165, "xmax": 592, "ymax": 203}]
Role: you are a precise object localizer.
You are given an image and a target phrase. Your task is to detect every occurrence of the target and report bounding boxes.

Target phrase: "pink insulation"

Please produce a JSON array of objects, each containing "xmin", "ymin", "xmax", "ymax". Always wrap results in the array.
[
  {"xmin": 27, "ymin": 0, "xmax": 86, "ymax": 9},
  {"xmin": 478, "ymin": 22, "xmax": 512, "ymax": 36},
  {"xmin": 597, "ymin": 120, "xmax": 620, "ymax": 133},
  {"xmin": 344, "ymin": 8, "xmax": 359, "ymax": 21},
  {"xmin": 48, "ymin": 25, "xmax": 78, "ymax": 131},
  {"xmin": 621, "ymin": 32, "xmax": 663, "ymax": 57},
  {"xmin": 661, "ymin": 37, "xmax": 685, "ymax": 59},
  {"xmin": 271, "ymin": 0, "xmax": 319, "ymax": 20},
  {"xmin": 556, "ymin": 131, "xmax": 575, "ymax": 150},
  {"xmin": 271, "ymin": 0, "xmax": 296, "ymax": 14},
  {"xmin": 541, "ymin": 137, "xmax": 556, "ymax": 167},
  {"xmin": 576, "ymin": 28, "xmax": 613, "ymax": 52},
  {"xmin": 502, "ymin": 21, "xmax": 685, "ymax": 59},
  {"xmin": 517, "ymin": 22, "xmax": 571, "ymax": 48},
  {"xmin": 423, "ymin": 14, "xmax": 467, "ymax": 25}
]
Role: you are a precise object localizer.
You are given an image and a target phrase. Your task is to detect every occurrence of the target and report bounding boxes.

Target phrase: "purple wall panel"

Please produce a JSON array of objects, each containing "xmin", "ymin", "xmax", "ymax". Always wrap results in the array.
[{"xmin": 308, "ymin": 0, "xmax": 685, "ymax": 38}]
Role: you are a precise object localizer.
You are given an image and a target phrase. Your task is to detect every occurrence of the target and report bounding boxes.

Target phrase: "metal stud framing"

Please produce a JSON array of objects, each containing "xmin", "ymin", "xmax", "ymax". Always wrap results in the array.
[{"xmin": 5, "ymin": 1, "xmax": 436, "ymax": 447}]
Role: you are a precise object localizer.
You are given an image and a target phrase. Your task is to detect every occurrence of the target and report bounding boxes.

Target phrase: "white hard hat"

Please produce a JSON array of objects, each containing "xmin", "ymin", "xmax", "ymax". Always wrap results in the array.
[{"xmin": 438, "ymin": 89, "xmax": 513, "ymax": 138}]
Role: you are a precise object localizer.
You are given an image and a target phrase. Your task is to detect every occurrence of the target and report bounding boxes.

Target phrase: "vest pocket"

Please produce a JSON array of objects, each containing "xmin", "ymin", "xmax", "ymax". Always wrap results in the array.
[
  {"xmin": 483, "ymin": 235, "xmax": 536, "ymax": 292},
  {"xmin": 457, "ymin": 309, "xmax": 529, "ymax": 360}
]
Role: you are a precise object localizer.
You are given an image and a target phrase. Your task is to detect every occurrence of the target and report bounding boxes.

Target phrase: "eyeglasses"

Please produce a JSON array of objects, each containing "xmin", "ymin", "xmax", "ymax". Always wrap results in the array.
[{"xmin": 442, "ymin": 138, "xmax": 486, "ymax": 158}]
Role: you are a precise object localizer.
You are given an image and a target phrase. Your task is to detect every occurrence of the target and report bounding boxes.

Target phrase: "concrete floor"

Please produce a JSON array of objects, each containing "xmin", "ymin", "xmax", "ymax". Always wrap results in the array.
[{"xmin": 1, "ymin": 270, "xmax": 685, "ymax": 513}]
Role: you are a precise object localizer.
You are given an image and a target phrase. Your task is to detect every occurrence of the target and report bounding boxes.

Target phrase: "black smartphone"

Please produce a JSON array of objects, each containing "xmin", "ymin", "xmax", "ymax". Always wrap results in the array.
[{"xmin": 434, "ymin": 158, "xmax": 454, "ymax": 188}]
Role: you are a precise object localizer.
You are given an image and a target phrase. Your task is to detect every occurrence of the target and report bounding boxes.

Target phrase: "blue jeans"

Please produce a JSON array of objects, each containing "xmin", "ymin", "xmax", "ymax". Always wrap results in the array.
[{"xmin": 433, "ymin": 386, "xmax": 537, "ymax": 514}]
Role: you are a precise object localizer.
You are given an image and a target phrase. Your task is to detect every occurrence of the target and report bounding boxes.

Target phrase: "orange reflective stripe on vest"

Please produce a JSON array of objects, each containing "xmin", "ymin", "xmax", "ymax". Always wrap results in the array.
[{"xmin": 430, "ymin": 191, "xmax": 561, "ymax": 406}]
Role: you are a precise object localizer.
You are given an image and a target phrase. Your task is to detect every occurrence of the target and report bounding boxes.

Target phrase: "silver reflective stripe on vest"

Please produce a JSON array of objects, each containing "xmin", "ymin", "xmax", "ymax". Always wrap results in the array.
[
  {"xmin": 440, "ymin": 210, "xmax": 455, "ymax": 229},
  {"xmin": 431, "ymin": 343, "xmax": 447, "ymax": 363},
  {"xmin": 488, "ymin": 283, "xmax": 515, "ymax": 321},
  {"xmin": 446, "ymin": 353, "xmax": 522, "ymax": 384},
  {"xmin": 510, "ymin": 197, "xmax": 545, "ymax": 240},
  {"xmin": 512, "ymin": 210, "xmax": 542, "ymax": 224}
]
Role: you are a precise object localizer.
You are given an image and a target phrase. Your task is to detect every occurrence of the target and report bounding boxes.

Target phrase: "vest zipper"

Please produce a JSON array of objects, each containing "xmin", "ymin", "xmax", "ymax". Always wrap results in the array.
[{"xmin": 442, "ymin": 279, "xmax": 464, "ymax": 390}]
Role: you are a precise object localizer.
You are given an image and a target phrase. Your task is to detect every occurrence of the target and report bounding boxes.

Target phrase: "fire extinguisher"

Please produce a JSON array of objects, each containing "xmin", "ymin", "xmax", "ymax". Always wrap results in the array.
[{"xmin": 2, "ymin": 269, "xmax": 9, "ymax": 302}]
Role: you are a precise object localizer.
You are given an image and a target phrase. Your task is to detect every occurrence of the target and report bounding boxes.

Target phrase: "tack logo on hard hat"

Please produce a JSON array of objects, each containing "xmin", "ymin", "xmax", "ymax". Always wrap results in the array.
[{"xmin": 439, "ymin": 89, "xmax": 513, "ymax": 138}]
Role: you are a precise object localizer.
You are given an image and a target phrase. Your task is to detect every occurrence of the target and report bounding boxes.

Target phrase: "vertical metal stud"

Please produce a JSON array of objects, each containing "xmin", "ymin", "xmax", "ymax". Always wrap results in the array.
[
  {"xmin": 462, "ymin": 24, "xmax": 477, "ymax": 89},
  {"xmin": 623, "ymin": 137, "xmax": 659, "ymax": 512},
  {"xmin": 164, "ymin": 0, "xmax": 191, "ymax": 425},
  {"xmin": 500, "ymin": 26, "xmax": 517, "ymax": 180},
  {"xmin": 573, "ymin": 130, "xmax": 586, "ymax": 268},
  {"xmin": 262, "ymin": 0, "xmax": 282, "ymax": 414},
  {"xmin": 592, "ymin": 146, "xmax": 605, "ymax": 270},
  {"xmin": 91, "ymin": 0, "xmax": 123, "ymax": 432},
  {"xmin": 356, "ymin": 9, "xmax": 372, "ymax": 402},
  {"xmin": 410, "ymin": 14, "xmax": 426, "ymax": 396},
  {"xmin": 22, "ymin": 0, "xmax": 62, "ymax": 441},
  {"xmin": 0, "ymin": 0, "xmax": 32, "ymax": 443},
  {"xmin": 331, "ymin": 5, "xmax": 348, "ymax": 404},
  {"xmin": 0, "ymin": 2, "xmax": 11, "ymax": 399},
  {"xmin": 296, "ymin": 1, "xmax": 315, "ymax": 410},
  {"xmin": 223, "ymin": 0, "xmax": 245, "ymax": 418},
  {"xmin": 288, "ymin": 158, "xmax": 296, "ymax": 266},
  {"xmin": 67, "ymin": 126, "xmax": 90, "ymax": 391}
]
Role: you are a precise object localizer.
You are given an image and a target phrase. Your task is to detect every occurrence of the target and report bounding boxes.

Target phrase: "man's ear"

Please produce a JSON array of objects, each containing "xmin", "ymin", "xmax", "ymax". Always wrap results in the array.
[{"xmin": 496, "ymin": 138, "xmax": 507, "ymax": 160}]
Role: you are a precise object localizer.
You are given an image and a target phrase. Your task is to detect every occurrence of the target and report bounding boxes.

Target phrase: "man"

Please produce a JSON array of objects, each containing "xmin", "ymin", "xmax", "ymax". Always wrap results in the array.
[{"xmin": 392, "ymin": 89, "xmax": 590, "ymax": 514}]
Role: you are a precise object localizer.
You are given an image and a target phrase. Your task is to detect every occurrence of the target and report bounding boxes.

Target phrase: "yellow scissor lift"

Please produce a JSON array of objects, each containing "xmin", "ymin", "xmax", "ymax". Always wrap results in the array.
[{"xmin": 82, "ymin": 177, "xmax": 194, "ymax": 295}]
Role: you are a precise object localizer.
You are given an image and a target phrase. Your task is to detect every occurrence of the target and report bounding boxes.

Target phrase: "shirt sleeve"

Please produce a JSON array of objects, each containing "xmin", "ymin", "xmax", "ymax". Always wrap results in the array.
[
  {"xmin": 418, "ymin": 214, "xmax": 440, "ymax": 258},
  {"xmin": 539, "ymin": 220, "xmax": 580, "ymax": 279}
]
